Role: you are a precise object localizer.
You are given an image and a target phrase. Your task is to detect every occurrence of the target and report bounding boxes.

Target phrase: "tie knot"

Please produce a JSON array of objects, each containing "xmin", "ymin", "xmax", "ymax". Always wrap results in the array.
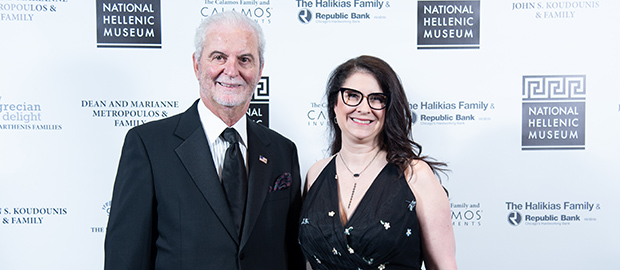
[{"xmin": 221, "ymin": 128, "xmax": 240, "ymax": 144}]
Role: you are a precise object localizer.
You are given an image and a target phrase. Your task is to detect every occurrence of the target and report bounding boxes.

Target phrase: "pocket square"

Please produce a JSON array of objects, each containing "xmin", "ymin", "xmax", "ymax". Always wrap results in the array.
[{"xmin": 269, "ymin": 173, "xmax": 292, "ymax": 192}]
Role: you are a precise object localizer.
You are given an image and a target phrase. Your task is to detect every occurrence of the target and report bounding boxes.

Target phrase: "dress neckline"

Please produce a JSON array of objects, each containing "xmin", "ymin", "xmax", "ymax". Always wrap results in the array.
[{"xmin": 333, "ymin": 157, "xmax": 391, "ymax": 227}]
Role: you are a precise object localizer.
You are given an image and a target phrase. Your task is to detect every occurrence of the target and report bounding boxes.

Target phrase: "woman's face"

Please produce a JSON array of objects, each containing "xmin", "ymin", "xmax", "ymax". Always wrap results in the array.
[{"xmin": 334, "ymin": 71, "xmax": 386, "ymax": 145}]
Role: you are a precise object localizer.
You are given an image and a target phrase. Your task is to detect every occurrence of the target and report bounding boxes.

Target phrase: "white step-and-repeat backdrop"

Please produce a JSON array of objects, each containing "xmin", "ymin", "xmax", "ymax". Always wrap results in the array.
[{"xmin": 1, "ymin": 1, "xmax": 618, "ymax": 269}]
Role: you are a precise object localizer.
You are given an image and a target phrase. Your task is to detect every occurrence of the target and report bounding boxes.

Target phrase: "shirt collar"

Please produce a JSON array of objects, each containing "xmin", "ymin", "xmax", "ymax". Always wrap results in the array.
[{"xmin": 197, "ymin": 98, "xmax": 248, "ymax": 147}]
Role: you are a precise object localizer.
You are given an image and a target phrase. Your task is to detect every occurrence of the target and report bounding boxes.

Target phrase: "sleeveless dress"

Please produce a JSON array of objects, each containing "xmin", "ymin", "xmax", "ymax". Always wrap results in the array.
[{"xmin": 298, "ymin": 158, "xmax": 423, "ymax": 270}]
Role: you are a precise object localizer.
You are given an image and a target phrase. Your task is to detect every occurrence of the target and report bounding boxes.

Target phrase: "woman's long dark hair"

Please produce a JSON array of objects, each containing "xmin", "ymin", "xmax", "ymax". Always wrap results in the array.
[{"xmin": 326, "ymin": 55, "xmax": 447, "ymax": 176}]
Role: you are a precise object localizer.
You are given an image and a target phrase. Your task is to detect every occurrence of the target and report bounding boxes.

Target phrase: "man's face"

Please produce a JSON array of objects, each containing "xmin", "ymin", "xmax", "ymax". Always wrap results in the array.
[{"xmin": 193, "ymin": 23, "xmax": 263, "ymax": 110}]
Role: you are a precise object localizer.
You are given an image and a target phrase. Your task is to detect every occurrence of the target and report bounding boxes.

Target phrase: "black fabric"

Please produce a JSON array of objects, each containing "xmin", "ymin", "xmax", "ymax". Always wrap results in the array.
[
  {"xmin": 221, "ymin": 127, "xmax": 248, "ymax": 238},
  {"xmin": 299, "ymin": 158, "xmax": 423, "ymax": 270}
]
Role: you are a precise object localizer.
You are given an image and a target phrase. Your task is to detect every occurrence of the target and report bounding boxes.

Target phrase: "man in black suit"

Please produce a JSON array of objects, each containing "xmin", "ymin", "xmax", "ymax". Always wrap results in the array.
[{"xmin": 104, "ymin": 11, "xmax": 304, "ymax": 270}]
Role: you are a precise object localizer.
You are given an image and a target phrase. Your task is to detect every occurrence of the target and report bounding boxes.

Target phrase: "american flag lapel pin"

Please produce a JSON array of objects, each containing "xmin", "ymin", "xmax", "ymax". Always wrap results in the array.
[{"xmin": 259, "ymin": 155, "xmax": 268, "ymax": 164}]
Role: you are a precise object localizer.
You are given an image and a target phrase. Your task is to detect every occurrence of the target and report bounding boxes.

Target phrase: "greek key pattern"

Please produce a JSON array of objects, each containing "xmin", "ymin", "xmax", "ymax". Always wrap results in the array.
[
  {"xmin": 522, "ymin": 75, "xmax": 586, "ymax": 100},
  {"xmin": 252, "ymin": 76, "xmax": 270, "ymax": 102}
]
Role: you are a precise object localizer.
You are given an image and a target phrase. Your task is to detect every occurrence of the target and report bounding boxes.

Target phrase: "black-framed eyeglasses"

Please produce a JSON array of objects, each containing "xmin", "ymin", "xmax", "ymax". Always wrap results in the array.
[{"xmin": 340, "ymin": 88, "xmax": 389, "ymax": 110}]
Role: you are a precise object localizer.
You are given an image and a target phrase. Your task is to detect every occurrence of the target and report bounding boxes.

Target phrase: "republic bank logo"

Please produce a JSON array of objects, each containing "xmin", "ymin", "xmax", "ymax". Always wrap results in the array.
[
  {"xmin": 508, "ymin": 211, "xmax": 522, "ymax": 226},
  {"xmin": 298, "ymin": 8, "xmax": 312, "ymax": 24},
  {"xmin": 521, "ymin": 75, "xmax": 586, "ymax": 150},
  {"xmin": 96, "ymin": 0, "xmax": 162, "ymax": 48},
  {"xmin": 248, "ymin": 76, "xmax": 269, "ymax": 127}
]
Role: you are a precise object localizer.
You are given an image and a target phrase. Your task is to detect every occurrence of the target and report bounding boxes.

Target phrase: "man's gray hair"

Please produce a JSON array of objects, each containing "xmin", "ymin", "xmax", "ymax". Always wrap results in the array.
[{"xmin": 194, "ymin": 11, "xmax": 266, "ymax": 66}]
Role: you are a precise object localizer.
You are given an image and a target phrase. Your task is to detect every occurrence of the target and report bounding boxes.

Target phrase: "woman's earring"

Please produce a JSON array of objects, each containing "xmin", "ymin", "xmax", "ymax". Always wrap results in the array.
[{"xmin": 334, "ymin": 117, "xmax": 338, "ymax": 124}]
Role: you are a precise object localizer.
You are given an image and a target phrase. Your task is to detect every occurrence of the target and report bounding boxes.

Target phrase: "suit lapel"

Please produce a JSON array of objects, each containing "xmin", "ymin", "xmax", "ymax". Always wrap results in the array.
[
  {"xmin": 174, "ymin": 101, "xmax": 239, "ymax": 244},
  {"xmin": 240, "ymin": 119, "xmax": 274, "ymax": 248}
]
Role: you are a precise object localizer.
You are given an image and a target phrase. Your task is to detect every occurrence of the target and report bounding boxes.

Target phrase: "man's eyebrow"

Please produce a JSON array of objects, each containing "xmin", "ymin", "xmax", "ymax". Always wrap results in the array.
[
  {"xmin": 237, "ymin": 53, "xmax": 256, "ymax": 60},
  {"xmin": 208, "ymin": 50, "xmax": 227, "ymax": 58}
]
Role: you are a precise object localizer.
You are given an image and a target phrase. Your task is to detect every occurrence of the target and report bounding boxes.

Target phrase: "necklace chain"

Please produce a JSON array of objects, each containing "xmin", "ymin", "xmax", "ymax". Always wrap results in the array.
[
  {"xmin": 339, "ymin": 150, "xmax": 380, "ymax": 178},
  {"xmin": 338, "ymin": 150, "xmax": 381, "ymax": 209}
]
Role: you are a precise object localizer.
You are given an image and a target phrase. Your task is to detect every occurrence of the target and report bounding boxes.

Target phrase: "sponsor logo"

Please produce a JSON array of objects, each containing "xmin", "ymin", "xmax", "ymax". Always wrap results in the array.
[
  {"xmin": 511, "ymin": 1, "xmax": 600, "ymax": 19},
  {"xmin": 0, "ymin": 1, "xmax": 69, "ymax": 22},
  {"xmin": 200, "ymin": 0, "xmax": 272, "ymax": 24},
  {"xmin": 90, "ymin": 201, "xmax": 112, "ymax": 233},
  {"xmin": 521, "ymin": 75, "xmax": 586, "ymax": 150},
  {"xmin": 417, "ymin": 0, "xmax": 480, "ymax": 49},
  {"xmin": 451, "ymin": 202, "xmax": 483, "ymax": 227},
  {"xmin": 0, "ymin": 96, "xmax": 62, "ymax": 131},
  {"xmin": 298, "ymin": 8, "xmax": 312, "ymax": 23},
  {"xmin": 296, "ymin": 0, "xmax": 391, "ymax": 24},
  {"xmin": 248, "ymin": 76, "xmax": 269, "ymax": 126},
  {"xmin": 411, "ymin": 99, "xmax": 495, "ymax": 126},
  {"xmin": 307, "ymin": 101, "xmax": 328, "ymax": 128},
  {"xmin": 1, "ymin": 207, "xmax": 68, "ymax": 225},
  {"xmin": 80, "ymin": 99, "xmax": 180, "ymax": 128},
  {"xmin": 96, "ymin": 0, "xmax": 162, "ymax": 48},
  {"xmin": 507, "ymin": 211, "xmax": 522, "ymax": 226},
  {"xmin": 505, "ymin": 201, "xmax": 600, "ymax": 226},
  {"xmin": 102, "ymin": 201, "xmax": 111, "ymax": 216}
]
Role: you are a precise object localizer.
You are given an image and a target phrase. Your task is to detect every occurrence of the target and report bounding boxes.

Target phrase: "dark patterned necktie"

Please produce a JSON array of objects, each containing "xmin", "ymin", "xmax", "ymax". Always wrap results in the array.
[{"xmin": 220, "ymin": 127, "xmax": 248, "ymax": 237}]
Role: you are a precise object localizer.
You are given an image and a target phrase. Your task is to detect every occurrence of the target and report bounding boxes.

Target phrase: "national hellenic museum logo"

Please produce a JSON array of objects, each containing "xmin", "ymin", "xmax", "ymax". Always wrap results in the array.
[
  {"xmin": 521, "ymin": 75, "xmax": 586, "ymax": 150},
  {"xmin": 417, "ymin": 0, "xmax": 480, "ymax": 49},
  {"xmin": 96, "ymin": 0, "xmax": 162, "ymax": 48},
  {"xmin": 248, "ymin": 76, "xmax": 269, "ymax": 127}
]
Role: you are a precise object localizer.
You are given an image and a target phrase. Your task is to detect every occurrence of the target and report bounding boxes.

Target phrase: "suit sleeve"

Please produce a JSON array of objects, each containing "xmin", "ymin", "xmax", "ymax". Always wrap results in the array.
[
  {"xmin": 286, "ymin": 142, "xmax": 306, "ymax": 270},
  {"xmin": 104, "ymin": 128, "xmax": 157, "ymax": 270}
]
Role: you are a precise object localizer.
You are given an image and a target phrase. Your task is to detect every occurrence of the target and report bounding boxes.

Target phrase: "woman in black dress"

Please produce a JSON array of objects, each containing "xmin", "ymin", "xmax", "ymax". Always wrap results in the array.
[{"xmin": 298, "ymin": 55, "xmax": 457, "ymax": 270}]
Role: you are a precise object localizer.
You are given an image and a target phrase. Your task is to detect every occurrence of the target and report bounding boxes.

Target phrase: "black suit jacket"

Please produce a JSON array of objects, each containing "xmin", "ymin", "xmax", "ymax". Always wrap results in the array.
[{"xmin": 104, "ymin": 100, "xmax": 304, "ymax": 270}]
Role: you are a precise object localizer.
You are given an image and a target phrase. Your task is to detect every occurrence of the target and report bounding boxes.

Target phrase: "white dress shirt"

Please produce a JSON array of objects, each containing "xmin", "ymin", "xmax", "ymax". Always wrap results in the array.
[{"xmin": 197, "ymin": 98, "xmax": 248, "ymax": 179}]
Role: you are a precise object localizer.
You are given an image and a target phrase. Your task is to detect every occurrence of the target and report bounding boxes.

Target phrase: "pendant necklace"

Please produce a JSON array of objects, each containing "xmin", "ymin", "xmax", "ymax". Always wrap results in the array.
[{"xmin": 338, "ymin": 150, "xmax": 381, "ymax": 209}]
